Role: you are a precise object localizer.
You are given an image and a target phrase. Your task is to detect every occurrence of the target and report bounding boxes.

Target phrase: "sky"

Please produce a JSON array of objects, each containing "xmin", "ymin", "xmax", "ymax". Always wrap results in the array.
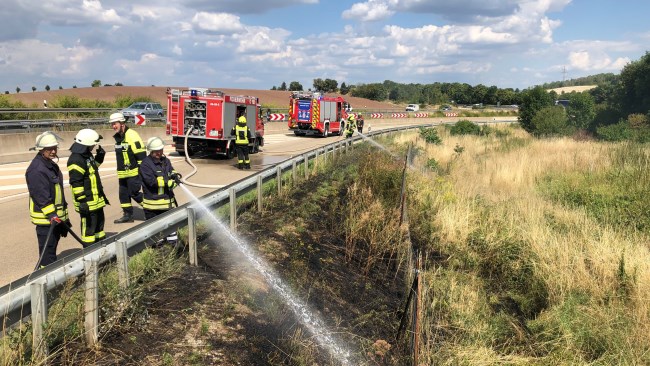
[{"xmin": 0, "ymin": 0, "xmax": 648, "ymax": 93}]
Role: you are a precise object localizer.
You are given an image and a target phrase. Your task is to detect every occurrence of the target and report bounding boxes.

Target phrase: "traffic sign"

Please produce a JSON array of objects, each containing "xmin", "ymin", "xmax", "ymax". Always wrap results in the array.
[{"xmin": 135, "ymin": 114, "xmax": 146, "ymax": 126}]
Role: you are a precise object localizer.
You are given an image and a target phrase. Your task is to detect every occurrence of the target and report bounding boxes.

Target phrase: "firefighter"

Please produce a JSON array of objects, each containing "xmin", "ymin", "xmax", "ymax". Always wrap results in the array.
[
  {"xmin": 110, "ymin": 112, "xmax": 145, "ymax": 223},
  {"xmin": 356, "ymin": 113, "xmax": 365, "ymax": 134},
  {"xmin": 230, "ymin": 115, "xmax": 252, "ymax": 169},
  {"xmin": 67, "ymin": 129, "xmax": 108, "ymax": 246},
  {"xmin": 139, "ymin": 137, "xmax": 181, "ymax": 246},
  {"xmin": 25, "ymin": 132, "xmax": 71, "ymax": 268},
  {"xmin": 345, "ymin": 114, "xmax": 356, "ymax": 139}
]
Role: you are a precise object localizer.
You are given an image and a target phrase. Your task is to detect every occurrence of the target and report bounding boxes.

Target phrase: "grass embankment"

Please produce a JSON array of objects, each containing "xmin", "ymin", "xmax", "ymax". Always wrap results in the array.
[{"xmin": 400, "ymin": 125, "xmax": 650, "ymax": 364}]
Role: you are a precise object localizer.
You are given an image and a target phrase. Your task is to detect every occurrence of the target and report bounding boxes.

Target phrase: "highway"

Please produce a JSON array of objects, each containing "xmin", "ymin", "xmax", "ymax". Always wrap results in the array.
[{"xmin": 0, "ymin": 117, "xmax": 515, "ymax": 285}]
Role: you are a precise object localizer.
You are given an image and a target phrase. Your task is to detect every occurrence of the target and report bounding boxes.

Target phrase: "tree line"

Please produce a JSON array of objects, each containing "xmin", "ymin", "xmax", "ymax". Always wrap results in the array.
[{"xmin": 518, "ymin": 51, "xmax": 650, "ymax": 141}]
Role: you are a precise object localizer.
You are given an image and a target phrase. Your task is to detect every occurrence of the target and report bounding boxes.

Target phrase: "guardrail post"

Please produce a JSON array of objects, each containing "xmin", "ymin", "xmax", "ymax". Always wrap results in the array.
[
  {"xmin": 292, "ymin": 160, "xmax": 297, "ymax": 184},
  {"xmin": 84, "ymin": 259, "xmax": 99, "ymax": 347},
  {"xmin": 230, "ymin": 188, "xmax": 237, "ymax": 232},
  {"xmin": 30, "ymin": 280, "xmax": 48, "ymax": 362},
  {"xmin": 276, "ymin": 166, "xmax": 282, "ymax": 195},
  {"xmin": 115, "ymin": 240, "xmax": 129, "ymax": 291},
  {"xmin": 257, "ymin": 175, "xmax": 263, "ymax": 213},
  {"xmin": 304, "ymin": 155, "xmax": 309, "ymax": 178},
  {"xmin": 187, "ymin": 207, "xmax": 198, "ymax": 266}
]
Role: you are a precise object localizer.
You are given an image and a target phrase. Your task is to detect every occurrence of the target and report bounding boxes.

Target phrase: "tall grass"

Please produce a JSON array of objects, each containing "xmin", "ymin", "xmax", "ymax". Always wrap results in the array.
[{"xmin": 399, "ymin": 125, "xmax": 650, "ymax": 364}]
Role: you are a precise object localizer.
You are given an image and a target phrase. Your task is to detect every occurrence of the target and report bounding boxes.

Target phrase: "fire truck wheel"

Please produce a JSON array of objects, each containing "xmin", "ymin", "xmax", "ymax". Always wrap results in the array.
[
  {"xmin": 338, "ymin": 123, "xmax": 345, "ymax": 136},
  {"xmin": 322, "ymin": 125, "xmax": 329, "ymax": 138}
]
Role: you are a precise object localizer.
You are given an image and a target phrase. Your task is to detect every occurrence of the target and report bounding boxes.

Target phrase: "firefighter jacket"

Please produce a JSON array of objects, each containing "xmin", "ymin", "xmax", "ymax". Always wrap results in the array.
[
  {"xmin": 139, "ymin": 155, "xmax": 177, "ymax": 211},
  {"xmin": 67, "ymin": 144, "xmax": 108, "ymax": 212},
  {"xmin": 25, "ymin": 154, "xmax": 69, "ymax": 226},
  {"xmin": 113, "ymin": 127, "xmax": 146, "ymax": 178},
  {"xmin": 230, "ymin": 123, "xmax": 252, "ymax": 145}
]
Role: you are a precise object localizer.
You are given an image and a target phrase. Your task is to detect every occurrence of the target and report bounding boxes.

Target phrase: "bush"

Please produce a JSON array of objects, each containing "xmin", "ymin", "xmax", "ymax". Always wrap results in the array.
[
  {"xmin": 419, "ymin": 127, "xmax": 442, "ymax": 144},
  {"xmin": 596, "ymin": 120, "xmax": 632, "ymax": 141},
  {"xmin": 532, "ymin": 106, "xmax": 571, "ymax": 137},
  {"xmin": 449, "ymin": 120, "xmax": 480, "ymax": 135}
]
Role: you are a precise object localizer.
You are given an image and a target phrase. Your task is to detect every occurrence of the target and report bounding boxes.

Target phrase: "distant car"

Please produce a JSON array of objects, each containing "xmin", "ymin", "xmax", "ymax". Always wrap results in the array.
[
  {"xmin": 441, "ymin": 105, "xmax": 452, "ymax": 111},
  {"xmin": 405, "ymin": 104, "xmax": 419, "ymax": 112},
  {"xmin": 121, "ymin": 102, "xmax": 165, "ymax": 121}
]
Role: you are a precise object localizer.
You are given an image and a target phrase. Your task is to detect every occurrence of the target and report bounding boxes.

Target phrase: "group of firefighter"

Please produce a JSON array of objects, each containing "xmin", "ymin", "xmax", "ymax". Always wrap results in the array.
[
  {"xmin": 25, "ymin": 112, "xmax": 183, "ymax": 269},
  {"xmin": 344, "ymin": 113, "xmax": 365, "ymax": 138}
]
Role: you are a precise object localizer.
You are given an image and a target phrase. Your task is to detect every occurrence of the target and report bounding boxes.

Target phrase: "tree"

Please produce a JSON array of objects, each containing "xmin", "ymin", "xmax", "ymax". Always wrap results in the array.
[
  {"xmin": 15, "ymin": 87, "xmax": 20, "ymax": 93},
  {"xmin": 313, "ymin": 78, "xmax": 338, "ymax": 93},
  {"xmin": 289, "ymin": 81, "xmax": 303, "ymax": 91},
  {"xmin": 73, "ymin": 85, "xmax": 77, "ymax": 88},
  {"xmin": 531, "ymin": 106, "xmax": 569, "ymax": 136},
  {"xmin": 45, "ymin": 85, "xmax": 50, "ymax": 91},
  {"xmin": 91, "ymin": 80, "xmax": 101, "ymax": 87},
  {"xmin": 340, "ymin": 82, "xmax": 349, "ymax": 94},
  {"xmin": 279, "ymin": 82, "xmax": 287, "ymax": 91},
  {"xmin": 270, "ymin": 86, "xmax": 277, "ymax": 90},
  {"xmin": 350, "ymin": 83, "xmax": 387, "ymax": 101},
  {"xmin": 4, "ymin": 91, "xmax": 8, "ymax": 94},
  {"xmin": 58, "ymin": 86, "xmax": 63, "ymax": 90},
  {"xmin": 566, "ymin": 92, "xmax": 596, "ymax": 130},
  {"xmin": 31, "ymin": 86, "xmax": 36, "ymax": 92},
  {"xmin": 518, "ymin": 86, "xmax": 554, "ymax": 132},
  {"xmin": 115, "ymin": 82, "xmax": 123, "ymax": 86},
  {"xmin": 616, "ymin": 51, "xmax": 650, "ymax": 116}
]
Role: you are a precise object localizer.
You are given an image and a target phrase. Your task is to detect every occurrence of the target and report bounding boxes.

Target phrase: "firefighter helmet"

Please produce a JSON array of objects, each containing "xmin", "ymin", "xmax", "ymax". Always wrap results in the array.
[
  {"xmin": 109, "ymin": 112, "xmax": 126, "ymax": 123},
  {"xmin": 34, "ymin": 131, "xmax": 62, "ymax": 151},
  {"xmin": 146, "ymin": 137, "xmax": 165, "ymax": 152},
  {"xmin": 238, "ymin": 116, "xmax": 247, "ymax": 124},
  {"xmin": 74, "ymin": 129, "xmax": 102, "ymax": 146}
]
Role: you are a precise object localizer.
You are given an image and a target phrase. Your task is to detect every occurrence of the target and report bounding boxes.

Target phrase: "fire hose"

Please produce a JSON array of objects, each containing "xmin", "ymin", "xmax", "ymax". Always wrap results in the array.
[
  {"xmin": 178, "ymin": 126, "xmax": 225, "ymax": 189},
  {"xmin": 33, "ymin": 220, "xmax": 87, "ymax": 270}
]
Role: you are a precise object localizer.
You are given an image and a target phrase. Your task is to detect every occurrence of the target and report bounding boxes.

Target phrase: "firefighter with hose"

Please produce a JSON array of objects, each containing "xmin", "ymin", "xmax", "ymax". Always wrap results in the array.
[
  {"xmin": 231, "ymin": 115, "xmax": 252, "ymax": 169},
  {"xmin": 67, "ymin": 129, "xmax": 109, "ymax": 246},
  {"xmin": 26, "ymin": 131, "xmax": 71, "ymax": 269},
  {"xmin": 139, "ymin": 136, "xmax": 182, "ymax": 247}
]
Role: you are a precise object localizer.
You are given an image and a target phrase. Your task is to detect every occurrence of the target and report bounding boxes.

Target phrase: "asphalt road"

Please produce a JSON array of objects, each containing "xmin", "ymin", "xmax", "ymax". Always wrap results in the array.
[{"xmin": 0, "ymin": 117, "xmax": 515, "ymax": 286}]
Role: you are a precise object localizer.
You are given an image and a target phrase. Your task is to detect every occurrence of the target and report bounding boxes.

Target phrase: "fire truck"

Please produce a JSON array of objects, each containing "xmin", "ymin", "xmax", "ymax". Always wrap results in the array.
[
  {"xmin": 287, "ymin": 91, "xmax": 350, "ymax": 137},
  {"xmin": 166, "ymin": 88, "xmax": 264, "ymax": 157}
]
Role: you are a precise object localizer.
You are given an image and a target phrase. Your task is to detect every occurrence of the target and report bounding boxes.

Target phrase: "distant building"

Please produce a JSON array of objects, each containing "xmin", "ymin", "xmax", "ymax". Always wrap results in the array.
[{"xmin": 555, "ymin": 99, "xmax": 569, "ymax": 107}]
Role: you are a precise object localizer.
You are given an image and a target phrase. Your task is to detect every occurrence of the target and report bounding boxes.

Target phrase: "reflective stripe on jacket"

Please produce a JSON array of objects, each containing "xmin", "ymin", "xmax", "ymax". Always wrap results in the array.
[
  {"xmin": 25, "ymin": 154, "xmax": 69, "ymax": 225},
  {"xmin": 67, "ymin": 151, "xmax": 107, "ymax": 212},
  {"xmin": 230, "ymin": 124, "xmax": 252, "ymax": 145},
  {"xmin": 139, "ymin": 155, "xmax": 177, "ymax": 211},
  {"xmin": 114, "ymin": 127, "xmax": 146, "ymax": 178}
]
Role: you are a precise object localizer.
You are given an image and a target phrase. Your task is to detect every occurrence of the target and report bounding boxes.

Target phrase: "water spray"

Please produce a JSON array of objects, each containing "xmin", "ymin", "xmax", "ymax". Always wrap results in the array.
[{"xmin": 178, "ymin": 184, "xmax": 353, "ymax": 365}]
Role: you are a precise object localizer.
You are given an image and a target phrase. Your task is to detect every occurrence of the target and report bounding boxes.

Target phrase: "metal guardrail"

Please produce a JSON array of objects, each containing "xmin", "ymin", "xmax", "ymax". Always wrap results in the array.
[{"xmin": 0, "ymin": 124, "xmax": 427, "ymax": 331}]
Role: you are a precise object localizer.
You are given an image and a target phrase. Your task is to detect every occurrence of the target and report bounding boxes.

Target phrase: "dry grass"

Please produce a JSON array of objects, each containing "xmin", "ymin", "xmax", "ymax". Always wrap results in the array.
[{"xmin": 398, "ymin": 125, "xmax": 650, "ymax": 364}]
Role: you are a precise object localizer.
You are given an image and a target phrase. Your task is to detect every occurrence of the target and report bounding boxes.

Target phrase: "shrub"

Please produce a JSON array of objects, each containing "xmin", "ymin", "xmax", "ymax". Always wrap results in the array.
[
  {"xmin": 449, "ymin": 120, "xmax": 480, "ymax": 135},
  {"xmin": 596, "ymin": 120, "xmax": 632, "ymax": 141},
  {"xmin": 419, "ymin": 127, "xmax": 442, "ymax": 144},
  {"xmin": 532, "ymin": 106, "xmax": 571, "ymax": 137}
]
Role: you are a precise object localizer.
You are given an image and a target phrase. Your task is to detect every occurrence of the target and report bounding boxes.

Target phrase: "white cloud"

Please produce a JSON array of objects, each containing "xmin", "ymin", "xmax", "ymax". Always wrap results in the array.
[
  {"xmin": 568, "ymin": 51, "xmax": 630, "ymax": 72},
  {"xmin": 192, "ymin": 12, "xmax": 244, "ymax": 34},
  {"xmin": 342, "ymin": 1, "xmax": 395, "ymax": 22}
]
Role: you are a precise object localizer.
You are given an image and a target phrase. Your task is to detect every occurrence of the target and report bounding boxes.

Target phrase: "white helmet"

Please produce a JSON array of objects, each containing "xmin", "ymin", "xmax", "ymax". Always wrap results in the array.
[
  {"xmin": 109, "ymin": 112, "xmax": 126, "ymax": 123},
  {"xmin": 33, "ymin": 131, "xmax": 62, "ymax": 151},
  {"xmin": 146, "ymin": 137, "xmax": 165, "ymax": 152},
  {"xmin": 74, "ymin": 129, "xmax": 102, "ymax": 146}
]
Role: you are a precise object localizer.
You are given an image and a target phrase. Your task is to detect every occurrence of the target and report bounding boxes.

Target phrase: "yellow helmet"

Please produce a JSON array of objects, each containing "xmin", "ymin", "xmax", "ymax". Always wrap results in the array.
[{"xmin": 238, "ymin": 116, "xmax": 247, "ymax": 124}]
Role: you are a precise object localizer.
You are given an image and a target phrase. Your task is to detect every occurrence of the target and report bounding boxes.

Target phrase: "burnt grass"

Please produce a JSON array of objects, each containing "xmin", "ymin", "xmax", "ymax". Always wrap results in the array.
[{"xmin": 61, "ymin": 152, "xmax": 410, "ymax": 365}]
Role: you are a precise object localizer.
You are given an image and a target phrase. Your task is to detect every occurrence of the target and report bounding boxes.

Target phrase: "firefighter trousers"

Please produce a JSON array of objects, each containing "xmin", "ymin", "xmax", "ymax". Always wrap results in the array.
[
  {"xmin": 80, "ymin": 209, "xmax": 106, "ymax": 245},
  {"xmin": 36, "ymin": 225, "xmax": 62, "ymax": 267},
  {"xmin": 118, "ymin": 176, "xmax": 143, "ymax": 215},
  {"xmin": 235, "ymin": 144, "xmax": 250, "ymax": 165}
]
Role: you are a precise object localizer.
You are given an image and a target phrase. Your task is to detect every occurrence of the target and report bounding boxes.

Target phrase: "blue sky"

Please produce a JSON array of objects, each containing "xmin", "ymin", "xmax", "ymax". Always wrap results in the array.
[{"xmin": 0, "ymin": 0, "xmax": 648, "ymax": 93}]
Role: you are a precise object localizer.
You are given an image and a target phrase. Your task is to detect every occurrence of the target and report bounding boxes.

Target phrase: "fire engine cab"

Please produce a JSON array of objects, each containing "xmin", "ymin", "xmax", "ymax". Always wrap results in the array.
[
  {"xmin": 166, "ymin": 88, "xmax": 264, "ymax": 157},
  {"xmin": 288, "ymin": 91, "xmax": 350, "ymax": 137}
]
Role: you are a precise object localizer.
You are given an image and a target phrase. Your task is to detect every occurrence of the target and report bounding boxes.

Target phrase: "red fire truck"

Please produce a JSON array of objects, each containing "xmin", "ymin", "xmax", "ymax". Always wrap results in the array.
[
  {"xmin": 287, "ymin": 91, "xmax": 350, "ymax": 137},
  {"xmin": 166, "ymin": 88, "xmax": 264, "ymax": 157}
]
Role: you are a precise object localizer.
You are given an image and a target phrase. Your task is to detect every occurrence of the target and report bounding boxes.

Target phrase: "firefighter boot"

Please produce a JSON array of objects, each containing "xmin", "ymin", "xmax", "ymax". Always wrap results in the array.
[
  {"xmin": 237, "ymin": 163, "xmax": 243, "ymax": 170},
  {"xmin": 245, "ymin": 163, "xmax": 251, "ymax": 169},
  {"xmin": 114, "ymin": 212, "xmax": 134, "ymax": 224}
]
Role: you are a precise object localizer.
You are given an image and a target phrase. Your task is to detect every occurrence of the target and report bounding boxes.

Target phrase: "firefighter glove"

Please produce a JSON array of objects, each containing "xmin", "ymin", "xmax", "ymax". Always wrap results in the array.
[
  {"xmin": 50, "ymin": 216, "xmax": 63, "ymax": 225},
  {"xmin": 78, "ymin": 202, "xmax": 90, "ymax": 215},
  {"xmin": 170, "ymin": 172, "xmax": 182, "ymax": 186}
]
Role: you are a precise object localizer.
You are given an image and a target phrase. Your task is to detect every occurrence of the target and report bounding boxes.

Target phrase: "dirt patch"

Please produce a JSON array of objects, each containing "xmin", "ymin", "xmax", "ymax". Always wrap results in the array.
[{"xmin": 6, "ymin": 86, "xmax": 400, "ymax": 110}]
